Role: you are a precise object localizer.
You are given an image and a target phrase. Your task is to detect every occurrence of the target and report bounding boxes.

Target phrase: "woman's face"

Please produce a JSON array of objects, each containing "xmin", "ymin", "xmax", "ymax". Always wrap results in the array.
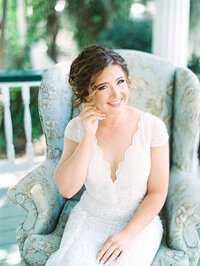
[{"xmin": 89, "ymin": 64, "xmax": 129, "ymax": 114}]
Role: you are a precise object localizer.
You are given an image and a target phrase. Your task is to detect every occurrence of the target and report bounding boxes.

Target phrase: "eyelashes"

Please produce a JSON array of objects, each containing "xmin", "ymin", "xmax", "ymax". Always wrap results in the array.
[{"xmin": 98, "ymin": 79, "xmax": 125, "ymax": 90}]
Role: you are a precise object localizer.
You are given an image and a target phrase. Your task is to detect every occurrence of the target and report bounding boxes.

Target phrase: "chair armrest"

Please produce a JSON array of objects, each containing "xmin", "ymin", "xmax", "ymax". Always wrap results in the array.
[
  {"xmin": 7, "ymin": 159, "xmax": 65, "ymax": 256},
  {"xmin": 166, "ymin": 167, "xmax": 200, "ymax": 266}
]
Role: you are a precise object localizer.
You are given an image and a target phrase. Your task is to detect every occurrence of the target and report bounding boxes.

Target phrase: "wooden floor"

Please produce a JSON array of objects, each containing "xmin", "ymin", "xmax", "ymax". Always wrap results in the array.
[{"xmin": 0, "ymin": 158, "xmax": 200, "ymax": 266}]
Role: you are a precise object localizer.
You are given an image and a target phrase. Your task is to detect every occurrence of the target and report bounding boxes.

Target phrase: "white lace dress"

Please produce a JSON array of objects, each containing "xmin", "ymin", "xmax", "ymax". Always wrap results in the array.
[{"xmin": 46, "ymin": 112, "xmax": 169, "ymax": 266}]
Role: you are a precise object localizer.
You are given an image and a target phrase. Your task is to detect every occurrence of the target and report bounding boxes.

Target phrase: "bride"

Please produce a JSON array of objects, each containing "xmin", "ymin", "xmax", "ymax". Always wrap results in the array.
[{"xmin": 45, "ymin": 45, "xmax": 169, "ymax": 265}]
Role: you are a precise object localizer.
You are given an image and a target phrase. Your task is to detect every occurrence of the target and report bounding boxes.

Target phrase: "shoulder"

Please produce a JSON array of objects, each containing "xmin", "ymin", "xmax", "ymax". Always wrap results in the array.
[
  {"xmin": 140, "ymin": 112, "xmax": 168, "ymax": 137},
  {"xmin": 147, "ymin": 114, "xmax": 169, "ymax": 147},
  {"xmin": 147, "ymin": 113, "xmax": 167, "ymax": 128},
  {"xmin": 69, "ymin": 115, "xmax": 81, "ymax": 123},
  {"xmin": 126, "ymin": 106, "xmax": 154, "ymax": 127},
  {"xmin": 64, "ymin": 116, "xmax": 82, "ymax": 142},
  {"xmin": 126, "ymin": 106, "xmax": 166, "ymax": 125},
  {"xmin": 127, "ymin": 107, "xmax": 168, "ymax": 146},
  {"xmin": 66, "ymin": 116, "xmax": 81, "ymax": 128},
  {"xmin": 126, "ymin": 106, "xmax": 146, "ymax": 120}
]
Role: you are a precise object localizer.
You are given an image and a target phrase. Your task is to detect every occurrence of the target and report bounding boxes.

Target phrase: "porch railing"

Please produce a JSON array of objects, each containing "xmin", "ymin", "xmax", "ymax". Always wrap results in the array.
[{"xmin": 0, "ymin": 70, "xmax": 46, "ymax": 168}]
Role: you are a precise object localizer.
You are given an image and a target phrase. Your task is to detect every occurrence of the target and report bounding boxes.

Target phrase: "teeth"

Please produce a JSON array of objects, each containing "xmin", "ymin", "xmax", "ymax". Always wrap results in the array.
[{"xmin": 109, "ymin": 99, "xmax": 121, "ymax": 104}]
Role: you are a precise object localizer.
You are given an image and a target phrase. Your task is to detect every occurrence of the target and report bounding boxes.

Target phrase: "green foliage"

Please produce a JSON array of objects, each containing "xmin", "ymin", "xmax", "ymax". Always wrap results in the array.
[
  {"xmin": 188, "ymin": 53, "xmax": 200, "ymax": 78},
  {"xmin": 0, "ymin": 87, "xmax": 43, "ymax": 158},
  {"xmin": 65, "ymin": 0, "xmax": 152, "ymax": 52},
  {"xmin": 3, "ymin": 0, "xmax": 152, "ymax": 69},
  {"xmin": 2, "ymin": 0, "xmax": 59, "ymax": 70},
  {"xmin": 26, "ymin": 0, "xmax": 59, "ymax": 60},
  {"xmin": 29, "ymin": 87, "xmax": 43, "ymax": 138},
  {"xmin": 0, "ymin": 0, "xmax": 153, "ymax": 157},
  {"xmin": 97, "ymin": 17, "xmax": 152, "ymax": 52}
]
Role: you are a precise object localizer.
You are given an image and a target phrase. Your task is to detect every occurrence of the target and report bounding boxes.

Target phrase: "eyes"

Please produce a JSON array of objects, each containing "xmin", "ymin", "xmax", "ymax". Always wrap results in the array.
[{"xmin": 98, "ymin": 79, "xmax": 125, "ymax": 91}]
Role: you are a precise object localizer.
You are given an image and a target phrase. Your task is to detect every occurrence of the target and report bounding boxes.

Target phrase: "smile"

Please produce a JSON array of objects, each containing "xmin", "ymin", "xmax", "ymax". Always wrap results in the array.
[{"xmin": 108, "ymin": 98, "xmax": 122, "ymax": 106}]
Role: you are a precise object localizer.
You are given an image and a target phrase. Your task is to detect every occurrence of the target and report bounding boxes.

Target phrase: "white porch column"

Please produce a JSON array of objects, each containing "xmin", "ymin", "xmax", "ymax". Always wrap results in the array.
[
  {"xmin": 153, "ymin": 0, "xmax": 190, "ymax": 67},
  {"xmin": 153, "ymin": 0, "xmax": 200, "ymax": 174}
]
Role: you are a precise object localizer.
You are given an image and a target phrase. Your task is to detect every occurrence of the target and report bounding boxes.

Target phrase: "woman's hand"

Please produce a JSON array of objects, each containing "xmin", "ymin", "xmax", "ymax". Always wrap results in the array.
[
  {"xmin": 97, "ymin": 229, "xmax": 135, "ymax": 264},
  {"xmin": 79, "ymin": 102, "xmax": 105, "ymax": 138}
]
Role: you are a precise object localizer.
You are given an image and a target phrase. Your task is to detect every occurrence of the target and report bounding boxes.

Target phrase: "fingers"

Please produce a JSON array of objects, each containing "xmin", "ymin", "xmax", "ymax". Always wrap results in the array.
[
  {"xmin": 85, "ymin": 114, "xmax": 106, "ymax": 123},
  {"xmin": 81, "ymin": 109, "xmax": 104, "ymax": 117},
  {"xmin": 81, "ymin": 102, "xmax": 102, "ymax": 114},
  {"xmin": 80, "ymin": 103, "xmax": 105, "ymax": 120},
  {"xmin": 80, "ymin": 110, "xmax": 105, "ymax": 121},
  {"xmin": 116, "ymin": 250, "xmax": 126, "ymax": 263},
  {"xmin": 97, "ymin": 241, "xmax": 112, "ymax": 261},
  {"xmin": 79, "ymin": 101, "xmax": 105, "ymax": 136},
  {"xmin": 105, "ymin": 249, "xmax": 121, "ymax": 264},
  {"xmin": 97, "ymin": 241, "xmax": 121, "ymax": 264}
]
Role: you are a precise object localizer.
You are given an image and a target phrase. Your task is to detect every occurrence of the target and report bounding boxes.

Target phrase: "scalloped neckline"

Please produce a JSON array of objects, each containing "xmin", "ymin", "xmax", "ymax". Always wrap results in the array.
[{"xmin": 94, "ymin": 112, "xmax": 148, "ymax": 184}]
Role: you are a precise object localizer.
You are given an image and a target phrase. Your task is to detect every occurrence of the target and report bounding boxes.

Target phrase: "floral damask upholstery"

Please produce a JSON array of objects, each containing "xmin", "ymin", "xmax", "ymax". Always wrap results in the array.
[{"xmin": 7, "ymin": 50, "xmax": 200, "ymax": 266}]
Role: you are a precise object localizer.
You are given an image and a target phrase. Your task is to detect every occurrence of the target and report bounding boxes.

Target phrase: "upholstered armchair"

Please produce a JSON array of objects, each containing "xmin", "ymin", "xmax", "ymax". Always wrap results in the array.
[{"xmin": 7, "ymin": 50, "xmax": 200, "ymax": 266}]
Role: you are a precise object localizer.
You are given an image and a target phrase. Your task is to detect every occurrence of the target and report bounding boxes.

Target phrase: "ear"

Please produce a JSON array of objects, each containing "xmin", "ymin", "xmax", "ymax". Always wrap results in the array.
[{"xmin": 84, "ymin": 96, "xmax": 89, "ymax": 102}]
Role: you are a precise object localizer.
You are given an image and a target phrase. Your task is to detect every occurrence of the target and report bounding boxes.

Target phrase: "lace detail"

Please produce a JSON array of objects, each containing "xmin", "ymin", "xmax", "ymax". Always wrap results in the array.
[
  {"xmin": 46, "ymin": 112, "xmax": 168, "ymax": 265},
  {"xmin": 150, "ymin": 115, "xmax": 169, "ymax": 147},
  {"xmin": 94, "ymin": 112, "xmax": 148, "ymax": 184},
  {"xmin": 64, "ymin": 116, "xmax": 81, "ymax": 143}
]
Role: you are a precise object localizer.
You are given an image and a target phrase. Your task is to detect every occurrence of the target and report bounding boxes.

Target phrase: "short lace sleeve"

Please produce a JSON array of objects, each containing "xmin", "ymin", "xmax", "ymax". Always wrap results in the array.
[
  {"xmin": 64, "ymin": 117, "xmax": 80, "ymax": 143},
  {"xmin": 151, "ymin": 116, "xmax": 169, "ymax": 147}
]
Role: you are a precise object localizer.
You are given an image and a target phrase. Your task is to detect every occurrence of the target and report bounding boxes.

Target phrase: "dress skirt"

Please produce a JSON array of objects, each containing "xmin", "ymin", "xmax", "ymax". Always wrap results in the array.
[{"xmin": 45, "ymin": 200, "xmax": 163, "ymax": 266}]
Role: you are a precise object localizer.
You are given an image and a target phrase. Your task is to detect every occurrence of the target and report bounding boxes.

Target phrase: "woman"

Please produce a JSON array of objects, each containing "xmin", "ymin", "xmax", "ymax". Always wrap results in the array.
[{"xmin": 46, "ymin": 45, "xmax": 169, "ymax": 265}]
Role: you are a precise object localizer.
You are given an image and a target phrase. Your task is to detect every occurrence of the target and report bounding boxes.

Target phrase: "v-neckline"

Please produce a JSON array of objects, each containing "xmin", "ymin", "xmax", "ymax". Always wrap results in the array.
[{"xmin": 94, "ymin": 112, "xmax": 148, "ymax": 184}]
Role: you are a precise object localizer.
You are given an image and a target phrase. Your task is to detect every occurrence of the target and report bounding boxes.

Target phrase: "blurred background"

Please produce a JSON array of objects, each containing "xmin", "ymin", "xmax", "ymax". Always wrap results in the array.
[
  {"xmin": 0, "ymin": 0, "xmax": 200, "ymax": 162},
  {"xmin": 0, "ymin": 0, "xmax": 200, "ymax": 265}
]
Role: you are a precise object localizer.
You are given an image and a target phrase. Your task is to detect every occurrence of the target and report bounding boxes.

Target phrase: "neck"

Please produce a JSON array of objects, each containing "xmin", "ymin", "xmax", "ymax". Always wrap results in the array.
[{"xmin": 99, "ymin": 108, "xmax": 128, "ymax": 128}]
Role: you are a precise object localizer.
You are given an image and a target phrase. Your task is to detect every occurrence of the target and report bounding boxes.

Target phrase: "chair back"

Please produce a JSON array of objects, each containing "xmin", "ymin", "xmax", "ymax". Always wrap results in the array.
[{"xmin": 38, "ymin": 49, "xmax": 200, "ymax": 172}]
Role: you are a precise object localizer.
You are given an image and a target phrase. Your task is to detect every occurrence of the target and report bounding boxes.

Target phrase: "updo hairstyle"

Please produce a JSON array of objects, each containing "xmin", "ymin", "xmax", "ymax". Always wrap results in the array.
[{"xmin": 68, "ymin": 45, "xmax": 130, "ymax": 109}]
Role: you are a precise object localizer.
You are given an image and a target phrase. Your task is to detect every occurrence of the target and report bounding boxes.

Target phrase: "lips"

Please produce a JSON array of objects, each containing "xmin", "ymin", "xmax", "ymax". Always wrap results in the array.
[{"xmin": 108, "ymin": 98, "xmax": 122, "ymax": 106}]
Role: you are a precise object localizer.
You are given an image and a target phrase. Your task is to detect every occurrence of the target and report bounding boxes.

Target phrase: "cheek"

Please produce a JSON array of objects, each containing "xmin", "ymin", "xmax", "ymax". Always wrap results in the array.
[
  {"xmin": 122, "ymin": 86, "xmax": 129, "ymax": 104},
  {"xmin": 123, "ymin": 85, "xmax": 129, "ymax": 97},
  {"xmin": 94, "ymin": 93, "xmax": 106, "ymax": 105}
]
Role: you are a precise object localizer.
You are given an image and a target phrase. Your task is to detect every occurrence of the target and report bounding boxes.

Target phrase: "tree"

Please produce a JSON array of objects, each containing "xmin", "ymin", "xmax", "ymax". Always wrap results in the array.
[
  {"xmin": 0, "ymin": 0, "xmax": 7, "ymax": 69},
  {"xmin": 27, "ymin": 0, "xmax": 59, "ymax": 61},
  {"xmin": 66, "ymin": 0, "xmax": 134, "ymax": 50}
]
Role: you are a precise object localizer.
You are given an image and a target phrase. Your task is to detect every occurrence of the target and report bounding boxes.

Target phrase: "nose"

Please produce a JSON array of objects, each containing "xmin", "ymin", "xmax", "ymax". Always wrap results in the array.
[{"xmin": 110, "ymin": 85, "xmax": 121, "ymax": 98}]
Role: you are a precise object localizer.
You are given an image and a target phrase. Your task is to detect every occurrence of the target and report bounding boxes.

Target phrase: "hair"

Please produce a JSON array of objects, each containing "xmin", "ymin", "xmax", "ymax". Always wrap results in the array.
[{"xmin": 68, "ymin": 45, "xmax": 130, "ymax": 109}]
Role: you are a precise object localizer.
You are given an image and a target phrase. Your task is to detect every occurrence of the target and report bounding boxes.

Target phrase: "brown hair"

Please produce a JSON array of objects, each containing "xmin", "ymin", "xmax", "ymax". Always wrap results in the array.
[{"xmin": 68, "ymin": 45, "xmax": 130, "ymax": 109}]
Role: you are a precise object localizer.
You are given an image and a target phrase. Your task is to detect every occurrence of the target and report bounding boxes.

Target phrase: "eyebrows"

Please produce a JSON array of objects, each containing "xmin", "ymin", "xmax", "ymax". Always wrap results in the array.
[{"xmin": 95, "ymin": 76, "xmax": 125, "ymax": 88}]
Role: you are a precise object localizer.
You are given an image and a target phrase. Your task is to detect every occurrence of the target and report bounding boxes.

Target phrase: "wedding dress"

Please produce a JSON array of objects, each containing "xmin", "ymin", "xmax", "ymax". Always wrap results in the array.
[{"xmin": 46, "ymin": 112, "xmax": 169, "ymax": 266}]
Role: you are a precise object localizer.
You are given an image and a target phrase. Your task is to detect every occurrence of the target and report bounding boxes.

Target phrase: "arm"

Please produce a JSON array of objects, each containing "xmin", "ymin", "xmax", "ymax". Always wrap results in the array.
[
  {"xmin": 55, "ymin": 103, "xmax": 105, "ymax": 199},
  {"xmin": 122, "ymin": 141, "xmax": 169, "ymax": 238},
  {"xmin": 55, "ymin": 135, "xmax": 94, "ymax": 198}
]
